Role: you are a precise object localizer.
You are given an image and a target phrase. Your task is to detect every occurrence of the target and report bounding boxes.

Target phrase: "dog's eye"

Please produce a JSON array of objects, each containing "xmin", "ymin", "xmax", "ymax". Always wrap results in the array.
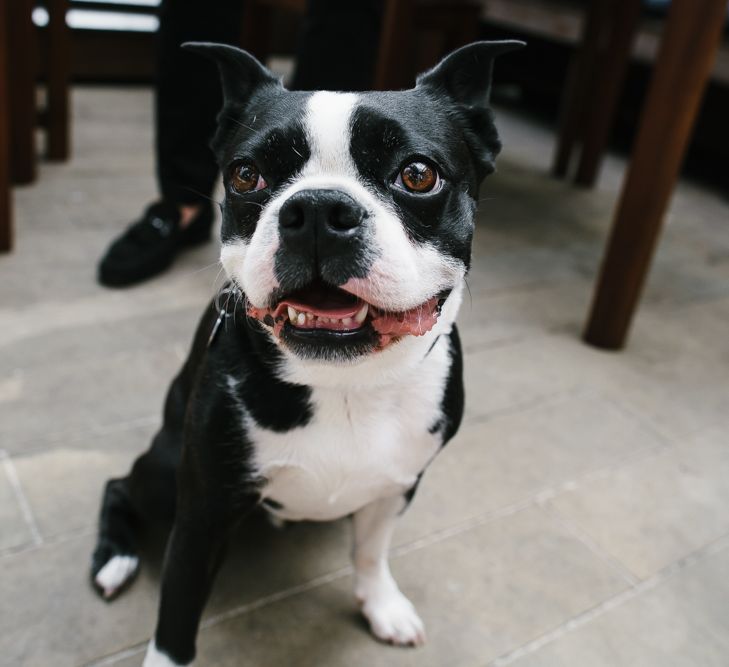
[
  {"xmin": 396, "ymin": 161, "xmax": 439, "ymax": 193},
  {"xmin": 230, "ymin": 163, "xmax": 267, "ymax": 194}
]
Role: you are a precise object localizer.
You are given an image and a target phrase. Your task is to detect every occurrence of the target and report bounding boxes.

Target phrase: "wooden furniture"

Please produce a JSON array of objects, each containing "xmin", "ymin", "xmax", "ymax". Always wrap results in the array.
[
  {"xmin": 7, "ymin": 0, "xmax": 38, "ymax": 185},
  {"xmin": 43, "ymin": 0, "xmax": 72, "ymax": 160},
  {"xmin": 1, "ymin": 0, "xmax": 71, "ymax": 253},
  {"xmin": 374, "ymin": 0, "xmax": 480, "ymax": 90},
  {"xmin": 241, "ymin": 0, "xmax": 481, "ymax": 91},
  {"xmin": 583, "ymin": 0, "xmax": 727, "ymax": 349},
  {"xmin": 1, "ymin": 0, "xmax": 12, "ymax": 251},
  {"xmin": 552, "ymin": 0, "xmax": 642, "ymax": 187},
  {"xmin": 7, "ymin": 0, "xmax": 71, "ymax": 185}
]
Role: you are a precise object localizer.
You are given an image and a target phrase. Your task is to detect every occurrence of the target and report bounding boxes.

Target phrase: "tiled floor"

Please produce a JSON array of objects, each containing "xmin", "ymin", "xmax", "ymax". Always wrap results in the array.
[{"xmin": 1, "ymin": 88, "xmax": 728, "ymax": 667}]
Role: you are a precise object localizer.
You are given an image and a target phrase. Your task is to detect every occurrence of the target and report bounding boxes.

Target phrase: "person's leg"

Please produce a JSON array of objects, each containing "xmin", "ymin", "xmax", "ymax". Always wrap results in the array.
[
  {"xmin": 98, "ymin": 0, "xmax": 243, "ymax": 287},
  {"xmin": 156, "ymin": 0, "xmax": 244, "ymax": 219},
  {"xmin": 291, "ymin": 0, "xmax": 383, "ymax": 92}
]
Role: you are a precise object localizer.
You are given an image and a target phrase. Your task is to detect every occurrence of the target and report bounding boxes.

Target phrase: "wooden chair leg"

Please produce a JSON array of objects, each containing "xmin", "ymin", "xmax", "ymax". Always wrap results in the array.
[
  {"xmin": 583, "ymin": 0, "xmax": 727, "ymax": 350},
  {"xmin": 0, "ymin": 0, "xmax": 13, "ymax": 252},
  {"xmin": 7, "ymin": 0, "xmax": 37, "ymax": 184},
  {"xmin": 552, "ymin": 0, "xmax": 612, "ymax": 179},
  {"xmin": 46, "ymin": 0, "xmax": 71, "ymax": 161},
  {"xmin": 573, "ymin": 0, "xmax": 641, "ymax": 187}
]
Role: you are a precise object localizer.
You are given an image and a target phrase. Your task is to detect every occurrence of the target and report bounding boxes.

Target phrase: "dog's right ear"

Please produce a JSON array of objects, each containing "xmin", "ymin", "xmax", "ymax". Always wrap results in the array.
[
  {"xmin": 182, "ymin": 42, "xmax": 282, "ymax": 107},
  {"xmin": 416, "ymin": 41, "xmax": 524, "ymax": 179}
]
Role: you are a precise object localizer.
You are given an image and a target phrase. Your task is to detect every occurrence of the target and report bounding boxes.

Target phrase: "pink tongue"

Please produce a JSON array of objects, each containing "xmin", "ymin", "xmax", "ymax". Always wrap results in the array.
[{"xmin": 370, "ymin": 297, "xmax": 440, "ymax": 338}]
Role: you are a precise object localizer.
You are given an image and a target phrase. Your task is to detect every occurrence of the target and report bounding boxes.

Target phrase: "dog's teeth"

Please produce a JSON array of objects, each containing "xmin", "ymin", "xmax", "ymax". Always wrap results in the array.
[
  {"xmin": 354, "ymin": 303, "xmax": 368, "ymax": 324},
  {"xmin": 287, "ymin": 306, "xmax": 297, "ymax": 322},
  {"xmin": 342, "ymin": 317, "xmax": 352, "ymax": 326},
  {"xmin": 306, "ymin": 312, "xmax": 314, "ymax": 321},
  {"xmin": 297, "ymin": 312, "xmax": 306, "ymax": 326}
]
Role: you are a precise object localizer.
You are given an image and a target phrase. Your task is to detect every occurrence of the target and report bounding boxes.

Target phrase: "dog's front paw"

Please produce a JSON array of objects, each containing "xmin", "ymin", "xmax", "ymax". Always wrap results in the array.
[{"xmin": 360, "ymin": 590, "xmax": 426, "ymax": 647}]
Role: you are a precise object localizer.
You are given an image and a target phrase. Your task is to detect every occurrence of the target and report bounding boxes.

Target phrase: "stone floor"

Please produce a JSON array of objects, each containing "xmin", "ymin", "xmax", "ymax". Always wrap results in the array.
[{"xmin": 1, "ymin": 87, "xmax": 729, "ymax": 667}]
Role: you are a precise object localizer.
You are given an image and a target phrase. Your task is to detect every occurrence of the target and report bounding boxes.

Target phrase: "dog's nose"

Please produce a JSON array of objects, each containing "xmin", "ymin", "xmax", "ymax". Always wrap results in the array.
[{"xmin": 278, "ymin": 190, "xmax": 366, "ymax": 246}]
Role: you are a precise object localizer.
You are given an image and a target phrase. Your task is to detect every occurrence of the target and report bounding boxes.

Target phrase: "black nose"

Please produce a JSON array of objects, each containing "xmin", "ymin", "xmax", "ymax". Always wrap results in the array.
[{"xmin": 278, "ymin": 189, "xmax": 366, "ymax": 246}]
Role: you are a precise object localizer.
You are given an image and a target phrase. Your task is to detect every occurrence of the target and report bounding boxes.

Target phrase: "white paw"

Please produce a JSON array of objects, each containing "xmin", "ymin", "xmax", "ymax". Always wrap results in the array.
[
  {"xmin": 143, "ymin": 640, "xmax": 186, "ymax": 667},
  {"xmin": 94, "ymin": 555, "xmax": 139, "ymax": 599},
  {"xmin": 361, "ymin": 590, "xmax": 426, "ymax": 647}
]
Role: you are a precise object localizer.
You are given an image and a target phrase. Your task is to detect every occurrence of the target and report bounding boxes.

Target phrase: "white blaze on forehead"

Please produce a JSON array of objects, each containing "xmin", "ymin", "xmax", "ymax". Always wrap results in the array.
[{"xmin": 303, "ymin": 91, "xmax": 359, "ymax": 176}]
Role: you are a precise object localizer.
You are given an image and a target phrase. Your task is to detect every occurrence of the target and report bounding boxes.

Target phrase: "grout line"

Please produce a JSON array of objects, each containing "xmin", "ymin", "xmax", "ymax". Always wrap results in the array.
[
  {"xmin": 0, "ymin": 450, "xmax": 43, "ymax": 547},
  {"xmin": 85, "ymin": 643, "xmax": 148, "ymax": 667},
  {"xmin": 9, "ymin": 413, "xmax": 160, "ymax": 459},
  {"xmin": 597, "ymin": 390, "xmax": 684, "ymax": 448},
  {"xmin": 464, "ymin": 390, "xmax": 570, "ymax": 426},
  {"xmin": 200, "ymin": 564, "xmax": 355, "ymax": 629},
  {"xmin": 537, "ymin": 501, "xmax": 640, "ymax": 588},
  {"xmin": 80, "ymin": 433, "xmax": 677, "ymax": 666},
  {"xmin": 393, "ymin": 497, "xmax": 537, "ymax": 559},
  {"xmin": 0, "ymin": 525, "xmax": 95, "ymax": 560},
  {"xmin": 486, "ymin": 533, "xmax": 729, "ymax": 666}
]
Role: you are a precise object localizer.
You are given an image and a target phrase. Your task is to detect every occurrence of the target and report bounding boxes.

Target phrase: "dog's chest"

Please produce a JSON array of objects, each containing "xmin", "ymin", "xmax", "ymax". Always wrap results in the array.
[{"xmin": 246, "ymin": 346, "xmax": 450, "ymax": 521}]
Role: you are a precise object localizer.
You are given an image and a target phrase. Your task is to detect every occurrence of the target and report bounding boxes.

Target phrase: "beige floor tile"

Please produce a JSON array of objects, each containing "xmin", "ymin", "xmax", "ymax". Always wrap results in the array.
[
  {"xmin": 185, "ymin": 506, "xmax": 627, "ymax": 667},
  {"xmin": 0, "ymin": 344, "xmax": 182, "ymax": 454},
  {"xmin": 461, "ymin": 334, "xmax": 616, "ymax": 420},
  {"xmin": 399, "ymin": 392, "xmax": 666, "ymax": 546},
  {"xmin": 547, "ymin": 425, "xmax": 729, "ymax": 580},
  {"xmin": 0, "ymin": 518, "xmax": 349, "ymax": 667},
  {"xmin": 0, "ymin": 535, "xmax": 159, "ymax": 667},
  {"xmin": 0, "ymin": 305, "xmax": 203, "ymax": 377},
  {"xmin": 457, "ymin": 281, "xmax": 589, "ymax": 352},
  {"xmin": 507, "ymin": 540, "xmax": 729, "ymax": 667},
  {"xmin": 13, "ymin": 447, "xmax": 140, "ymax": 540}
]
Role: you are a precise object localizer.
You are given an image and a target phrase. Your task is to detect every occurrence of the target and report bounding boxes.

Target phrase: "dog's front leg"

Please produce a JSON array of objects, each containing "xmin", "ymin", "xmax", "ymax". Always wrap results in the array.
[
  {"xmin": 143, "ymin": 509, "xmax": 230, "ymax": 666},
  {"xmin": 352, "ymin": 495, "xmax": 426, "ymax": 646}
]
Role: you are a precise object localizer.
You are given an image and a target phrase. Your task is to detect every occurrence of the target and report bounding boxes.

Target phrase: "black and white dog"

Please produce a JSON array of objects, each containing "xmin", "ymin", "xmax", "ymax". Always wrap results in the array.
[{"xmin": 91, "ymin": 40, "xmax": 522, "ymax": 666}]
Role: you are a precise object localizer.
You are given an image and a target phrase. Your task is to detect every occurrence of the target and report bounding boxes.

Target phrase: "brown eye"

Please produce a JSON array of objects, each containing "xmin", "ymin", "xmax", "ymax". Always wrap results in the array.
[
  {"xmin": 230, "ymin": 163, "xmax": 266, "ymax": 193},
  {"xmin": 399, "ymin": 161, "xmax": 439, "ymax": 193}
]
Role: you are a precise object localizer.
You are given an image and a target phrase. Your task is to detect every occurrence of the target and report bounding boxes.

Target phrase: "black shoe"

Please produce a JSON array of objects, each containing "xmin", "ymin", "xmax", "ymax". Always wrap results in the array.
[{"xmin": 98, "ymin": 201, "xmax": 213, "ymax": 287}]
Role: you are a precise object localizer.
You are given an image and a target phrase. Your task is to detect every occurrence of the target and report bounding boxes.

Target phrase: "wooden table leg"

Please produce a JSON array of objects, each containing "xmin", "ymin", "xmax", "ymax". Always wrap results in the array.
[
  {"xmin": 0, "ymin": 0, "xmax": 12, "ymax": 251},
  {"xmin": 574, "ymin": 0, "xmax": 641, "ymax": 187},
  {"xmin": 46, "ymin": 0, "xmax": 70, "ymax": 161},
  {"xmin": 583, "ymin": 0, "xmax": 727, "ymax": 350},
  {"xmin": 552, "ymin": 0, "xmax": 612, "ymax": 178},
  {"xmin": 7, "ymin": 0, "xmax": 37, "ymax": 184}
]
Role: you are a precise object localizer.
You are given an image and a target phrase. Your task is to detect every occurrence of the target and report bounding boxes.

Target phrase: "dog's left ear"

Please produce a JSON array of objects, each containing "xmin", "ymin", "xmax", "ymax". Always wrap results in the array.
[
  {"xmin": 417, "ymin": 41, "xmax": 525, "ymax": 178},
  {"xmin": 182, "ymin": 41, "xmax": 282, "ymax": 108}
]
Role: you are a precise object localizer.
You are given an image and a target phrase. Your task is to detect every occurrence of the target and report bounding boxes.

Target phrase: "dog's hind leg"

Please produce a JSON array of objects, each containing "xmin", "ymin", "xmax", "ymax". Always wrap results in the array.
[
  {"xmin": 91, "ymin": 476, "xmax": 141, "ymax": 599},
  {"xmin": 91, "ymin": 365, "xmax": 190, "ymax": 600}
]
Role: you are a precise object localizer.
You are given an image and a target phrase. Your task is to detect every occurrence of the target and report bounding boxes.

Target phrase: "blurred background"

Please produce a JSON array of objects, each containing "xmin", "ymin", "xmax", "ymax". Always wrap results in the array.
[{"xmin": 1, "ymin": 1, "xmax": 729, "ymax": 666}]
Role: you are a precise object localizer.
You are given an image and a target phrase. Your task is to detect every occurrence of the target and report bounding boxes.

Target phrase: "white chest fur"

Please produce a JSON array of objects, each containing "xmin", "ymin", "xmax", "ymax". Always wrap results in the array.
[{"xmin": 242, "ymin": 335, "xmax": 452, "ymax": 521}]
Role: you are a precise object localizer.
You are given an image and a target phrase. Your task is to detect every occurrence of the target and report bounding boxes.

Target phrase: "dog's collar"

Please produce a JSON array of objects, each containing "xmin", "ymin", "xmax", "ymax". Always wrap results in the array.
[{"xmin": 207, "ymin": 283, "xmax": 242, "ymax": 347}]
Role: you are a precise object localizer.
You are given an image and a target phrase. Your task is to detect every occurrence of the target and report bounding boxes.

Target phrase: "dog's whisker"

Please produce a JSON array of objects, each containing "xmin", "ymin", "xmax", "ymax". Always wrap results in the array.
[
  {"xmin": 224, "ymin": 115, "xmax": 262, "ymax": 134},
  {"xmin": 181, "ymin": 186, "xmax": 223, "ymax": 207},
  {"xmin": 464, "ymin": 277, "xmax": 473, "ymax": 309}
]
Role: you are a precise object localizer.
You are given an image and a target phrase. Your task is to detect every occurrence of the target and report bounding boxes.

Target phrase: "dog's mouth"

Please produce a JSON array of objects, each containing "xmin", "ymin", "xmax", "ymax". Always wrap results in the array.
[{"xmin": 247, "ymin": 280, "xmax": 445, "ymax": 356}]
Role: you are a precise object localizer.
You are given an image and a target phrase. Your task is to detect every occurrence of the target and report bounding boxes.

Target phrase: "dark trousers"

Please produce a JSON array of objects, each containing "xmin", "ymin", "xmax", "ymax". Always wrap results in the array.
[{"xmin": 156, "ymin": 0, "xmax": 382, "ymax": 206}]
